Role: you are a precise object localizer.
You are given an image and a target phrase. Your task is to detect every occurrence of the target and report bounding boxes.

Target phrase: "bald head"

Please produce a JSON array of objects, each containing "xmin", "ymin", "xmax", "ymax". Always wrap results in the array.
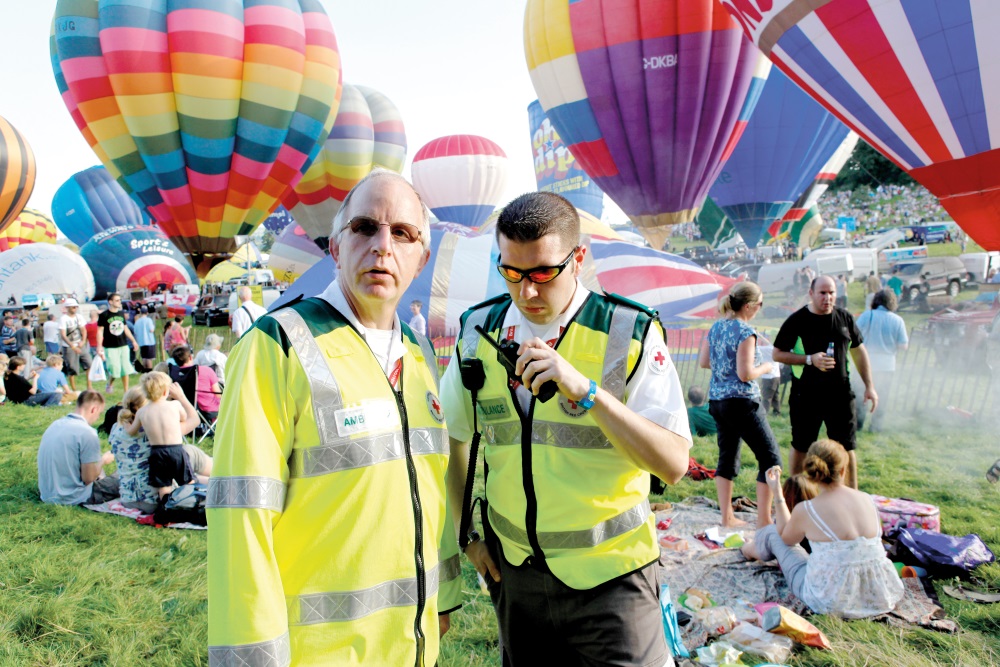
[
  {"xmin": 238, "ymin": 286, "xmax": 252, "ymax": 303},
  {"xmin": 809, "ymin": 275, "xmax": 837, "ymax": 315}
]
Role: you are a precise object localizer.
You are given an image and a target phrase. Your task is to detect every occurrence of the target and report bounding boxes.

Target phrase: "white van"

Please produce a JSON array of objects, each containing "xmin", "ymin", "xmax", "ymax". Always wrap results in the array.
[
  {"xmin": 757, "ymin": 255, "xmax": 856, "ymax": 295},
  {"xmin": 817, "ymin": 227, "xmax": 847, "ymax": 244},
  {"xmin": 961, "ymin": 252, "xmax": 1000, "ymax": 283},
  {"xmin": 807, "ymin": 247, "xmax": 876, "ymax": 281}
]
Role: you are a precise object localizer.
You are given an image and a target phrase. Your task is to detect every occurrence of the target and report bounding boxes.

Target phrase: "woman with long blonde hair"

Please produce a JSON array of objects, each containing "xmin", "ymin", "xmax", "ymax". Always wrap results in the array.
[{"xmin": 698, "ymin": 281, "xmax": 782, "ymax": 527}]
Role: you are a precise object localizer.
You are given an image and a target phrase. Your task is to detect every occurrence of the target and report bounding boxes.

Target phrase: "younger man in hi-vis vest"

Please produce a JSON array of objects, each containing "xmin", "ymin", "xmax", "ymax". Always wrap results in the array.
[
  {"xmin": 207, "ymin": 170, "xmax": 461, "ymax": 667},
  {"xmin": 440, "ymin": 192, "xmax": 693, "ymax": 666}
]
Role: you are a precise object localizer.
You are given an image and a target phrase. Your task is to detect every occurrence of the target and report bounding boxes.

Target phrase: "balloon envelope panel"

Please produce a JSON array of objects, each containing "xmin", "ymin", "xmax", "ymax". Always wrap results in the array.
[
  {"xmin": 80, "ymin": 226, "xmax": 196, "ymax": 299},
  {"xmin": 0, "ymin": 243, "xmax": 95, "ymax": 302},
  {"xmin": 527, "ymin": 100, "xmax": 604, "ymax": 219},
  {"xmin": 268, "ymin": 223, "xmax": 326, "ymax": 283},
  {"xmin": 0, "ymin": 115, "xmax": 36, "ymax": 233},
  {"xmin": 52, "ymin": 166, "xmax": 151, "ymax": 247},
  {"xmin": 0, "ymin": 210, "xmax": 57, "ymax": 252},
  {"xmin": 709, "ymin": 68, "xmax": 850, "ymax": 247},
  {"xmin": 285, "ymin": 84, "xmax": 406, "ymax": 242},
  {"xmin": 50, "ymin": 0, "xmax": 343, "ymax": 269},
  {"xmin": 719, "ymin": 0, "xmax": 1000, "ymax": 249},
  {"xmin": 524, "ymin": 0, "xmax": 769, "ymax": 249}
]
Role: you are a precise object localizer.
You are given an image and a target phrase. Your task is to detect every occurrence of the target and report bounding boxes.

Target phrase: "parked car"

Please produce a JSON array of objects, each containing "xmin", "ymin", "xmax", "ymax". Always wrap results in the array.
[
  {"xmin": 192, "ymin": 294, "xmax": 231, "ymax": 327},
  {"xmin": 892, "ymin": 256, "xmax": 968, "ymax": 302}
]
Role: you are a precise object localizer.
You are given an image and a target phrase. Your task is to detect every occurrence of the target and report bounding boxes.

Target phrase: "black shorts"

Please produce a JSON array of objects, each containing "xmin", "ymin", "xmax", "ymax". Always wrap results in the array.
[
  {"xmin": 789, "ymin": 387, "xmax": 858, "ymax": 453},
  {"xmin": 148, "ymin": 445, "xmax": 194, "ymax": 488},
  {"xmin": 140, "ymin": 345, "xmax": 157, "ymax": 361}
]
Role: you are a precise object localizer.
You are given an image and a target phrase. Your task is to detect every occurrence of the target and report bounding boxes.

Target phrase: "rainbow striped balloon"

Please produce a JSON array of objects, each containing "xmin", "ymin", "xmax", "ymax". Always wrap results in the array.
[
  {"xmin": 0, "ymin": 116, "xmax": 36, "ymax": 234},
  {"xmin": 0, "ymin": 209, "xmax": 57, "ymax": 252},
  {"xmin": 411, "ymin": 135, "xmax": 509, "ymax": 228},
  {"xmin": 50, "ymin": 0, "xmax": 342, "ymax": 275},
  {"xmin": 284, "ymin": 84, "xmax": 407, "ymax": 242}
]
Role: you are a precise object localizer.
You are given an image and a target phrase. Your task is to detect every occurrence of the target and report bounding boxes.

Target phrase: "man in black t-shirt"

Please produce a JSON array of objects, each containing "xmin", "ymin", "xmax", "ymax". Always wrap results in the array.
[
  {"xmin": 97, "ymin": 294, "xmax": 140, "ymax": 394},
  {"xmin": 773, "ymin": 275, "xmax": 877, "ymax": 489}
]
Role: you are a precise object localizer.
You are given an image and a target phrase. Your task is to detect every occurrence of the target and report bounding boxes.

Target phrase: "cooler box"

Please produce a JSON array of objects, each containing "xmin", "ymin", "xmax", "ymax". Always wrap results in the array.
[{"xmin": 870, "ymin": 495, "xmax": 940, "ymax": 535}]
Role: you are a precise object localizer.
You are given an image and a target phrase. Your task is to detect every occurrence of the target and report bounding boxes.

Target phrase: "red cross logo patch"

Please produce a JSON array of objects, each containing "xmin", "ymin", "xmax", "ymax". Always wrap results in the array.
[
  {"xmin": 426, "ymin": 391, "xmax": 445, "ymax": 424},
  {"xmin": 558, "ymin": 394, "xmax": 588, "ymax": 418},
  {"xmin": 647, "ymin": 345, "xmax": 670, "ymax": 375}
]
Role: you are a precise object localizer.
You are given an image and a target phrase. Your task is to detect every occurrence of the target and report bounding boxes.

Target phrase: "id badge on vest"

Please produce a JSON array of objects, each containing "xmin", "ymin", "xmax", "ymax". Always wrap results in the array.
[{"xmin": 335, "ymin": 400, "xmax": 399, "ymax": 437}]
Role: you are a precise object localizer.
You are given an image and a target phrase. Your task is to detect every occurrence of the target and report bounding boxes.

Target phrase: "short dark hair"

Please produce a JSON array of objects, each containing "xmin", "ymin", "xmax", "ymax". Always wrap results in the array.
[
  {"xmin": 172, "ymin": 345, "xmax": 193, "ymax": 365},
  {"xmin": 687, "ymin": 386, "xmax": 706, "ymax": 406},
  {"xmin": 77, "ymin": 390, "xmax": 105, "ymax": 409},
  {"xmin": 174, "ymin": 315, "xmax": 184, "ymax": 323},
  {"xmin": 411, "ymin": 300, "xmax": 423, "ymax": 309},
  {"xmin": 495, "ymin": 192, "xmax": 579, "ymax": 251},
  {"xmin": 21, "ymin": 319, "xmax": 28, "ymax": 326}
]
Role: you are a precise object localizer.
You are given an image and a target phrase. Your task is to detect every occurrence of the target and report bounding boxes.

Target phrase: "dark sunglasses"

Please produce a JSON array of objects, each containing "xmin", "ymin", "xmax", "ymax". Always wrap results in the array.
[
  {"xmin": 348, "ymin": 216, "xmax": 422, "ymax": 244},
  {"xmin": 496, "ymin": 247, "xmax": 579, "ymax": 284}
]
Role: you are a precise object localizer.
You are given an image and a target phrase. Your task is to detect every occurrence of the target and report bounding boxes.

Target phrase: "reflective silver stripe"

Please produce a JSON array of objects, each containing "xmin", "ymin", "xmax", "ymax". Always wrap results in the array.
[
  {"xmin": 208, "ymin": 632, "xmax": 290, "ymax": 667},
  {"xmin": 438, "ymin": 553, "xmax": 461, "ymax": 585},
  {"xmin": 207, "ymin": 476, "xmax": 286, "ymax": 511},
  {"xmin": 460, "ymin": 307, "xmax": 491, "ymax": 360},
  {"xmin": 414, "ymin": 333, "xmax": 440, "ymax": 390},
  {"xmin": 483, "ymin": 420, "xmax": 610, "ymax": 450},
  {"xmin": 602, "ymin": 306, "xmax": 640, "ymax": 402},
  {"xmin": 290, "ymin": 427, "xmax": 448, "ymax": 478},
  {"xmin": 489, "ymin": 500, "xmax": 651, "ymax": 550},
  {"xmin": 271, "ymin": 309, "xmax": 343, "ymax": 439},
  {"xmin": 288, "ymin": 563, "xmax": 441, "ymax": 625}
]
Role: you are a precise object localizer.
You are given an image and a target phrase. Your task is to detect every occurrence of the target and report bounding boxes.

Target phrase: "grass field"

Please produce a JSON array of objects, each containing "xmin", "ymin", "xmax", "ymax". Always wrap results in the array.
[{"xmin": 3, "ymin": 376, "xmax": 999, "ymax": 665}]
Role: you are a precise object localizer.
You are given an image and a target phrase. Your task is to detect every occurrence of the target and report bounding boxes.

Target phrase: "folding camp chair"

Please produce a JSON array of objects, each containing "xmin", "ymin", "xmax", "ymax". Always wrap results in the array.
[{"xmin": 168, "ymin": 364, "xmax": 220, "ymax": 444}]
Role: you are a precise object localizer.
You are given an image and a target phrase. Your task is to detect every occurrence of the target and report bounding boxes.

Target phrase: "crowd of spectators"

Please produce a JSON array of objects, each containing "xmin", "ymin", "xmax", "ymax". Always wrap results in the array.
[{"xmin": 816, "ymin": 184, "xmax": 948, "ymax": 230}]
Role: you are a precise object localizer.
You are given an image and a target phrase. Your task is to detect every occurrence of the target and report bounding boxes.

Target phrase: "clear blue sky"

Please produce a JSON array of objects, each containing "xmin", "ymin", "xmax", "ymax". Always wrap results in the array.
[{"xmin": 0, "ymin": 1, "xmax": 621, "ymax": 226}]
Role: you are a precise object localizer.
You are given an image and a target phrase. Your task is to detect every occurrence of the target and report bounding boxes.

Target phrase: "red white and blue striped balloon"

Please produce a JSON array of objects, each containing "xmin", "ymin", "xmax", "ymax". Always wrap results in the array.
[
  {"xmin": 719, "ymin": 0, "xmax": 1000, "ymax": 249},
  {"xmin": 589, "ymin": 240, "xmax": 735, "ymax": 321},
  {"xmin": 411, "ymin": 135, "xmax": 509, "ymax": 229}
]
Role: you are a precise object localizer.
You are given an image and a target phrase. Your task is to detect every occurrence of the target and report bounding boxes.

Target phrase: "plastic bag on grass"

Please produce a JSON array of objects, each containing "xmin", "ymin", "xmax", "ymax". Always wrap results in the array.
[
  {"xmin": 88, "ymin": 356, "xmax": 107, "ymax": 382},
  {"xmin": 719, "ymin": 622, "xmax": 793, "ymax": 664},
  {"xmin": 659, "ymin": 582, "xmax": 690, "ymax": 659}
]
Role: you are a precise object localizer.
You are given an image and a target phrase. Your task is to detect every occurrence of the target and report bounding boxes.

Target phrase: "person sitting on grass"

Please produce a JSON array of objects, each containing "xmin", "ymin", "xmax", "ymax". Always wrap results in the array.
[
  {"xmin": 37, "ymin": 354, "xmax": 75, "ymax": 403},
  {"xmin": 741, "ymin": 439, "xmax": 904, "ymax": 618},
  {"xmin": 686, "ymin": 385, "xmax": 717, "ymax": 437},
  {"xmin": 37, "ymin": 390, "xmax": 119, "ymax": 506},
  {"xmin": 124, "ymin": 372, "xmax": 202, "ymax": 499},
  {"xmin": 111, "ymin": 386, "xmax": 214, "ymax": 514},
  {"xmin": 4, "ymin": 356, "xmax": 61, "ymax": 406}
]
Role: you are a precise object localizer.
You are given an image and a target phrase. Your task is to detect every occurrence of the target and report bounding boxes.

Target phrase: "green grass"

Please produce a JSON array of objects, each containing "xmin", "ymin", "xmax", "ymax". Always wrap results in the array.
[{"xmin": 4, "ymin": 324, "xmax": 1000, "ymax": 666}]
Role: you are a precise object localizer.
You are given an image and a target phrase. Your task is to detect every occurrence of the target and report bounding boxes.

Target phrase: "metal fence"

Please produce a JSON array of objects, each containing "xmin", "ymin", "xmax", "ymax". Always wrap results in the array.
[{"xmin": 430, "ymin": 324, "xmax": 995, "ymax": 419}]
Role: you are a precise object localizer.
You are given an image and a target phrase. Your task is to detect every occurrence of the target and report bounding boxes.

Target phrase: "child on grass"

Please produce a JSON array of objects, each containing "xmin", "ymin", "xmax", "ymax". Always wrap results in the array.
[{"xmin": 124, "ymin": 371, "xmax": 201, "ymax": 498}]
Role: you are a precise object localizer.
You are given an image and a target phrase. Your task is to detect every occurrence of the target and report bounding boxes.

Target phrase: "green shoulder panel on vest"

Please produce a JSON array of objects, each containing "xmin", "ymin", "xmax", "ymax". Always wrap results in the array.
[
  {"xmin": 400, "ymin": 320, "xmax": 419, "ymax": 347},
  {"xmin": 575, "ymin": 292, "xmax": 653, "ymax": 342},
  {"xmin": 459, "ymin": 293, "xmax": 511, "ymax": 330},
  {"xmin": 604, "ymin": 292, "xmax": 658, "ymax": 318},
  {"xmin": 259, "ymin": 297, "xmax": 351, "ymax": 354},
  {"xmin": 250, "ymin": 315, "xmax": 293, "ymax": 356}
]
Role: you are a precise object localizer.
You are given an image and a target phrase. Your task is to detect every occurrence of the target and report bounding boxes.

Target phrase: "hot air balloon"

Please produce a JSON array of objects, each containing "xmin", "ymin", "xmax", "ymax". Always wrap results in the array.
[
  {"xmin": 80, "ymin": 225, "xmax": 196, "ymax": 299},
  {"xmin": 0, "ymin": 115, "xmax": 36, "ymax": 233},
  {"xmin": 267, "ymin": 223, "xmax": 326, "ymax": 283},
  {"xmin": 479, "ymin": 207, "xmax": 624, "ymax": 240},
  {"xmin": 720, "ymin": 1, "xmax": 1000, "ymax": 250},
  {"xmin": 0, "ymin": 243, "xmax": 95, "ymax": 303},
  {"xmin": 527, "ymin": 101, "xmax": 604, "ymax": 219},
  {"xmin": 768, "ymin": 132, "xmax": 859, "ymax": 241},
  {"xmin": 50, "ymin": 0, "xmax": 343, "ymax": 274},
  {"xmin": 262, "ymin": 205, "xmax": 295, "ymax": 236},
  {"xmin": 0, "ymin": 210, "xmax": 57, "ymax": 252},
  {"xmin": 284, "ymin": 84, "xmax": 407, "ymax": 243},
  {"xmin": 51, "ymin": 166, "xmax": 151, "ymax": 247},
  {"xmin": 695, "ymin": 198, "xmax": 739, "ymax": 249},
  {"xmin": 709, "ymin": 68, "xmax": 850, "ymax": 247},
  {"xmin": 411, "ymin": 135, "xmax": 509, "ymax": 229},
  {"xmin": 790, "ymin": 206, "xmax": 825, "ymax": 250},
  {"xmin": 524, "ymin": 0, "xmax": 771, "ymax": 250}
]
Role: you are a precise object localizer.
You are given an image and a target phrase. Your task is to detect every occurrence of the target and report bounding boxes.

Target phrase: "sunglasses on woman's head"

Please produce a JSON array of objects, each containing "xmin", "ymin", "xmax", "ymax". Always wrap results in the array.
[
  {"xmin": 347, "ymin": 216, "xmax": 422, "ymax": 244},
  {"xmin": 496, "ymin": 247, "xmax": 578, "ymax": 284}
]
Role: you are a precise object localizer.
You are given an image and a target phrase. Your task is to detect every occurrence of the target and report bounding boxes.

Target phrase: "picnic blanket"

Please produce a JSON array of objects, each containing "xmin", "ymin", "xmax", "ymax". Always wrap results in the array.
[
  {"xmin": 83, "ymin": 499, "xmax": 206, "ymax": 530},
  {"xmin": 658, "ymin": 496, "xmax": 956, "ymax": 647}
]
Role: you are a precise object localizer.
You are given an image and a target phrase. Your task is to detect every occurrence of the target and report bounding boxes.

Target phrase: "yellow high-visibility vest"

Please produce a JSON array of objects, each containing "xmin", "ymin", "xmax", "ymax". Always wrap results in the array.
[
  {"xmin": 457, "ymin": 292, "xmax": 659, "ymax": 590},
  {"xmin": 207, "ymin": 297, "xmax": 457, "ymax": 667}
]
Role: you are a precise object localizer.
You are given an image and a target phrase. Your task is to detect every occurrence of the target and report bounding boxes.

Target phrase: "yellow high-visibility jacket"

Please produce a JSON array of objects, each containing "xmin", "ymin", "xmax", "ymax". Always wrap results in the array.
[
  {"xmin": 207, "ymin": 297, "xmax": 458, "ymax": 667},
  {"xmin": 457, "ymin": 292, "xmax": 659, "ymax": 590}
]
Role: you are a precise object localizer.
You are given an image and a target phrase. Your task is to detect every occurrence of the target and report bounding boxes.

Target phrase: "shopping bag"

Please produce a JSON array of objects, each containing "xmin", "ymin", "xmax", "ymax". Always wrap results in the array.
[{"xmin": 88, "ymin": 356, "xmax": 107, "ymax": 383}]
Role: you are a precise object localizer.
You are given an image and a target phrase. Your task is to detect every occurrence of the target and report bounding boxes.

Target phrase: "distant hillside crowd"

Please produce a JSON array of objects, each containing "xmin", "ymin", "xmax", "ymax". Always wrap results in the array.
[{"xmin": 818, "ymin": 183, "xmax": 949, "ymax": 231}]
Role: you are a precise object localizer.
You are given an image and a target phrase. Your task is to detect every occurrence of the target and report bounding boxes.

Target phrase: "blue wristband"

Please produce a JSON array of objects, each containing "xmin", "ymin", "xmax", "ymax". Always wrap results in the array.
[{"xmin": 578, "ymin": 379, "xmax": 598, "ymax": 411}]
